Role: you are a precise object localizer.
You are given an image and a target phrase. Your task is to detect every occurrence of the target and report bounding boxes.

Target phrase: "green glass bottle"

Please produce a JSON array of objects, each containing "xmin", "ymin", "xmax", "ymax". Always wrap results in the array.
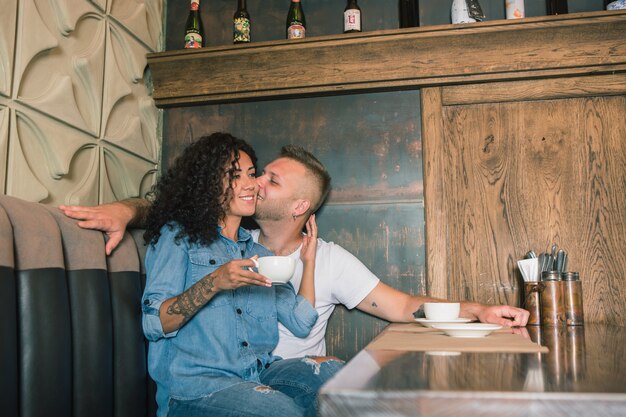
[
  {"xmin": 184, "ymin": 0, "xmax": 204, "ymax": 48},
  {"xmin": 286, "ymin": 0, "xmax": 306, "ymax": 39},
  {"xmin": 233, "ymin": 0, "xmax": 251, "ymax": 44}
]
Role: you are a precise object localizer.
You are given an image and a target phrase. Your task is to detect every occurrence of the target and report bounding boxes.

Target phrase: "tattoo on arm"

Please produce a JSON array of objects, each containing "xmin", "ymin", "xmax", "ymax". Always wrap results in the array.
[
  {"xmin": 413, "ymin": 305, "xmax": 425, "ymax": 318},
  {"xmin": 166, "ymin": 274, "xmax": 217, "ymax": 326},
  {"xmin": 371, "ymin": 301, "xmax": 378, "ymax": 308}
]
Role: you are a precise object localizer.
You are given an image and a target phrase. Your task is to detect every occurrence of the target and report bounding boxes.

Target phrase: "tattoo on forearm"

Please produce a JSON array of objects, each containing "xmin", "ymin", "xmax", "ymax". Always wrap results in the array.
[
  {"xmin": 167, "ymin": 274, "xmax": 216, "ymax": 325},
  {"xmin": 413, "ymin": 305, "xmax": 425, "ymax": 318},
  {"xmin": 371, "ymin": 301, "xmax": 378, "ymax": 308}
]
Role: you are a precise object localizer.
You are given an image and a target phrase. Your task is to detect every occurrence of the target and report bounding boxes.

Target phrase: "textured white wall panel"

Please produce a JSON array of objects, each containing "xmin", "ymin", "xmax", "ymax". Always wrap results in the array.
[
  {"xmin": 0, "ymin": 0, "xmax": 17, "ymax": 98},
  {"xmin": 0, "ymin": 105, "xmax": 8, "ymax": 192},
  {"xmin": 1, "ymin": 0, "xmax": 163, "ymax": 205}
]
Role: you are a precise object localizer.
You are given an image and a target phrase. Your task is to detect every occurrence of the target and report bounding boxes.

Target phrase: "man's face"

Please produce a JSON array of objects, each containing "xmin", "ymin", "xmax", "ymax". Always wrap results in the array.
[{"xmin": 255, "ymin": 157, "xmax": 307, "ymax": 221}]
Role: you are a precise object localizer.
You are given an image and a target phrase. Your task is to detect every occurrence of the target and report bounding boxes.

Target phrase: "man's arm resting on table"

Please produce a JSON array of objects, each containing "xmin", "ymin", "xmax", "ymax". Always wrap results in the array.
[{"xmin": 356, "ymin": 281, "xmax": 529, "ymax": 327}]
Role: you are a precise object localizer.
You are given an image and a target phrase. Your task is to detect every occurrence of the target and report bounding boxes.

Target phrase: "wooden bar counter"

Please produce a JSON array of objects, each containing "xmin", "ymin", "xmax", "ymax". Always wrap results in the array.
[{"xmin": 319, "ymin": 324, "xmax": 626, "ymax": 417}]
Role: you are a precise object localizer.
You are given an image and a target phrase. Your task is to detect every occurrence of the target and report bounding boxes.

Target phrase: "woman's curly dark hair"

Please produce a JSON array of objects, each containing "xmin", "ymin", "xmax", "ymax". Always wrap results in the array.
[{"xmin": 144, "ymin": 132, "xmax": 257, "ymax": 247}]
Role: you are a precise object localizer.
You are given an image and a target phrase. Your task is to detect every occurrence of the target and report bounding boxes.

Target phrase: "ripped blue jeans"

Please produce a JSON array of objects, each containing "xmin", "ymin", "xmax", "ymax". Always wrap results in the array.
[{"xmin": 167, "ymin": 357, "xmax": 344, "ymax": 417}]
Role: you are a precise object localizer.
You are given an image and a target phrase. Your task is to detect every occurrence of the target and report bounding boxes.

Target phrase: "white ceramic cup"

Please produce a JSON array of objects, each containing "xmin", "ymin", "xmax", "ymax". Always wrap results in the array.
[
  {"xmin": 253, "ymin": 256, "xmax": 296, "ymax": 284},
  {"xmin": 423, "ymin": 302, "xmax": 461, "ymax": 321}
]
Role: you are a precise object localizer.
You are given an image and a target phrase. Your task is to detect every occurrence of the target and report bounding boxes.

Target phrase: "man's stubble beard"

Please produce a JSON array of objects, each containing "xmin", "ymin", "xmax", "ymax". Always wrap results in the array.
[{"xmin": 254, "ymin": 198, "xmax": 291, "ymax": 222}]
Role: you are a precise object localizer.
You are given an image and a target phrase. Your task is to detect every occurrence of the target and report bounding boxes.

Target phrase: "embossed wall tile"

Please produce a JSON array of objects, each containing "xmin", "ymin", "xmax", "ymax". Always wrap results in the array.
[
  {"xmin": 1, "ymin": 0, "xmax": 164, "ymax": 203},
  {"xmin": 100, "ymin": 146, "xmax": 157, "ymax": 203},
  {"xmin": 6, "ymin": 109, "xmax": 48, "ymax": 202},
  {"xmin": 9, "ymin": 108, "xmax": 95, "ymax": 203},
  {"xmin": 103, "ymin": 116, "xmax": 155, "ymax": 161},
  {"xmin": 16, "ymin": 11, "xmax": 105, "ymax": 135},
  {"xmin": 89, "ymin": 0, "xmax": 106, "ymax": 13},
  {"xmin": 0, "ymin": 0, "xmax": 17, "ymax": 97},
  {"xmin": 110, "ymin": 0, "xmax": 164, "ymax": 52},
  {"xmin": 45, "ymin": 0, "xmax": 97, "ymax": 36},
  {"xmin": 13, "ymin": 0, "xmax": 59, "ymax": 90},
  {"xmin": 0, "ymin": 104, "xmax": 8, "ymax": 192}
]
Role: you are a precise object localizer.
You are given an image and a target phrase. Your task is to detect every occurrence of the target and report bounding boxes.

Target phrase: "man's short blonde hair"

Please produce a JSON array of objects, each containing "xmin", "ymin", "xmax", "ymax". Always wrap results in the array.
[{"xmin": 280, "ymin": 145, "xmax": 331, "ymax": 213}]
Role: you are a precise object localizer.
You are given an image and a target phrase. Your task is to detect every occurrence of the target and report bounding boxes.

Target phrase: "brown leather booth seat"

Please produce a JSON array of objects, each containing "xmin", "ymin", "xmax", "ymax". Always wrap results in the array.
[{"xmin": 0, "ymin": 195, "xmax": 156, "ymax": 417}]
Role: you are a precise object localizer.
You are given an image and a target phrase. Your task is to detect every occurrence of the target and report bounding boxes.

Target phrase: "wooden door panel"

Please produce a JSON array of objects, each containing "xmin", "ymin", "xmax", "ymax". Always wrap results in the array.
[{"xmin": 425, "ymin": 81, "xmax": 626, "ymax": 325}]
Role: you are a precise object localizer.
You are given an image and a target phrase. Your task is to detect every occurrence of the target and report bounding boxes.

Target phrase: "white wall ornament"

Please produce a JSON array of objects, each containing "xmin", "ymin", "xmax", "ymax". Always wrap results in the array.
[{"xmin": 1, "ymin": 0, "xmax": 163, "ymax": 206}]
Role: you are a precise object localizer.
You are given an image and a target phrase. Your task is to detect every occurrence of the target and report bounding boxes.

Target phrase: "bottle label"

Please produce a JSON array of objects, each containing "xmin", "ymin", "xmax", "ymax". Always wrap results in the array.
[
  {"xmin": 184, "ymin": 32, "xmax": 202, "ymax": 48},
  {"xmin": 344, "ymin": 10, "xmax": 361, "ymax": 31},
  {"xmin": 505, "ymin": 0, "xmax": 525, "ymax": 19},
  {"xmin": 287, "ymin": 24, "xmax": 305, "ymax": 39},
  {"xmin": 234, "ymin": 17, "xmax": 251, "ymax": 42},
  {"xmin": 190, "ymin": 0, "xmax": 199, "ymax": 11}
]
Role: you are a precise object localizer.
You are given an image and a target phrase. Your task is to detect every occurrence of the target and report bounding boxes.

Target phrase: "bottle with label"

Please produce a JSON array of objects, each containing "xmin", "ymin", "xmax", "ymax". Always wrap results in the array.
[
  {"xmin": 546, "ymin": 0, "xmax": 568, "ymax": 15},
  {"xmin": 184, "ymin": 0, "xmax": 204, "ymax": 49},
  {"xmin": 286, "ymin": 0, "xmax": 306, "ymax": 39},
  {"xmin": 451, "ymin": 0, "xmax": 476, "ymax": 24},
  {"xmin": 606, "ymin": 0, "xmax": 626, "ymax": 9},
  {"xmin": 233, "ymin": 0, "xmax": 251, "ymax": 43},
  {"xmin": 399, "ymin": 0, "xmax": 420, "ymax": 28},
  {"xmin": 344, "ymin": 0, "xmax": 362, "ymax": 33},
  {"xmin": 505, "ymin": 0, "xmax": 525, "ymax": 19}
]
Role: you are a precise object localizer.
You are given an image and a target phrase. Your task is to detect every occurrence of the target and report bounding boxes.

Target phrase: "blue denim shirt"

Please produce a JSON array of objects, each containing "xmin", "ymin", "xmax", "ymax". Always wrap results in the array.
[{"xmin": 142, "ymin": 224, "xmax": 319, "ymax": 417}]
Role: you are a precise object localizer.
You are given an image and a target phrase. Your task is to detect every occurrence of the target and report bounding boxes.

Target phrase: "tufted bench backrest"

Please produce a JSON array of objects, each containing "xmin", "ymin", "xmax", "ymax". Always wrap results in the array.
[{"xmin": 0, "ymin": 195, "xmax": 156, "ymax": 417}]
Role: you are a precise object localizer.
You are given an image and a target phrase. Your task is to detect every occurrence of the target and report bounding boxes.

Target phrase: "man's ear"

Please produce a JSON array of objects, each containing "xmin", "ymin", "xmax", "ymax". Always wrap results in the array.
[{"xmin": 293, "ymin": 199, "xmax": 311, "ymax": 217}]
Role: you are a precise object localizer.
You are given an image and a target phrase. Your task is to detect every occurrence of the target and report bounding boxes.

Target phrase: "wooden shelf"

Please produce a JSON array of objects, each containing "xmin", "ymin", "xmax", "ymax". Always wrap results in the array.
[{"xmin": 147, "ymin": 10, "xmax": 626, "ymax": 107}]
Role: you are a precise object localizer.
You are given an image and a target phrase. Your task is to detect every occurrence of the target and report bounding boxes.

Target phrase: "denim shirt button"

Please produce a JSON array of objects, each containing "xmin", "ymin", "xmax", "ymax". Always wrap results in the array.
[
  {"xmin": 242, "ymin": 341, "xmax": 249, "ymax": 347},
  {"xmin": 264, "ymin": 363, "xmax": 270, "ymax": 369},
  {"xmin": 236, "ymin": 308, "xmax": 242, "ymax": 314},
  {"xmin": 209, "ymin": 259, "xmax": 216, "ymax": 265}
]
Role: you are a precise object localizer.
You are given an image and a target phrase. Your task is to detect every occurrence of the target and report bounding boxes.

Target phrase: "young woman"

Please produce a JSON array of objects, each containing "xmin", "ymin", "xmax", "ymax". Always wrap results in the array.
[{"xmin": 141, "ymin": 132, "xmax": 331, "ymax": 417}]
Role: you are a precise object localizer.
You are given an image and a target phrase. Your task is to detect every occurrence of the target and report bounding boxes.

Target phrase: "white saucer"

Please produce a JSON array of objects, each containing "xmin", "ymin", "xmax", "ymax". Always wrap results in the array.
[
  {"xmin": 431, "ymin": 323, "xmax": 502, "ymax": 338},
  {"xmin": 414, "ymin": 318, "xmax": 472, "ymax": 328}
]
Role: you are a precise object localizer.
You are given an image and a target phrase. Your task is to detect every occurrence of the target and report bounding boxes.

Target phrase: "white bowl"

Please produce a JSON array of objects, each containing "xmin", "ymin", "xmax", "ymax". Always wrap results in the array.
[
  {"xmin": 431, "ymin": 323, "xmax": 502, "ymax": 338},
  {"xmin": 255, "ymin": 256, "xmax": 296, "ymax": 284},
  {"xmin": 423, "ymin": 302, "xmax": 461, "ymax": 321}
]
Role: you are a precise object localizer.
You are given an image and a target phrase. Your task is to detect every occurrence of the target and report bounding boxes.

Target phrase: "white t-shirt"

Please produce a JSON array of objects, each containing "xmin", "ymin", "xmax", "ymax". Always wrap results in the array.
[{"xmin": 250, "ymin": 229, "xmax": 380, "ymax": 359}]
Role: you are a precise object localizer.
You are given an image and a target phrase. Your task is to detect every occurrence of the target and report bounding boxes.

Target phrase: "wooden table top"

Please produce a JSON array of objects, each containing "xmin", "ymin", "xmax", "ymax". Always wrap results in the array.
[{"xmin": 319, "ymin": 324, "xmax": 626, "ymax": 417}]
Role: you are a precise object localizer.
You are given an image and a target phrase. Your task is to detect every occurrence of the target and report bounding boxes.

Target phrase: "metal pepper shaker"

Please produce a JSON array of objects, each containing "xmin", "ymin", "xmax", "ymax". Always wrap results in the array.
[
  {"xmin": 562, "ymin": 271, "xmax": 584, "ymax": 326},
  {"xmin": 540, "ymin": 271, "xmax": 565, "ymax": 326}
]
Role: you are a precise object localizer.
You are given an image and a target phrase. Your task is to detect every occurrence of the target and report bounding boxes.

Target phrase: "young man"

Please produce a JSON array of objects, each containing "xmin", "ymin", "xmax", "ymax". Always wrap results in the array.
[{"xmin": 60, "ymin": 145, "xmax": 529, "ymax": 359}]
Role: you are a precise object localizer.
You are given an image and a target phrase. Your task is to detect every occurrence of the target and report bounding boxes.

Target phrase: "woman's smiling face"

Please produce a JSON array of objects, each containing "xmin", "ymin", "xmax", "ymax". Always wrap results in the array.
[{"xmin": 224, "ymin": 151, "xmax": 258, "ymax": 218}]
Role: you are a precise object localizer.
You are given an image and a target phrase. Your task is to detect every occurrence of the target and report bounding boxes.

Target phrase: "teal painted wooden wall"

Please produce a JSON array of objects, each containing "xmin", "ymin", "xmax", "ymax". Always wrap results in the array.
[{"xmin": 161, "ymin": 0, "xmax": 606, "ymax": 359}]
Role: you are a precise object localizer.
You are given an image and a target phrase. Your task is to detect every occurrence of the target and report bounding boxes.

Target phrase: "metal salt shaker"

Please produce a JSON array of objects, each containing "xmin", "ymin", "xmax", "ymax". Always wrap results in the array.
[
  {"xmin": 562, "ymin": 271, "xmax": 584, "ymax": 326},
  {"xmin": 540, "ymin": 271, "xmax": 565, "ymax": 327}
]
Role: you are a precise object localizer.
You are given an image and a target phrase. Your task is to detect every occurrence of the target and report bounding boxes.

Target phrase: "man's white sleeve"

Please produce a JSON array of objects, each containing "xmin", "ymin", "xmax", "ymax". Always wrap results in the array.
[{"xmin": 329, "ymin": 243, "xmax": 380, "ymax": 309}]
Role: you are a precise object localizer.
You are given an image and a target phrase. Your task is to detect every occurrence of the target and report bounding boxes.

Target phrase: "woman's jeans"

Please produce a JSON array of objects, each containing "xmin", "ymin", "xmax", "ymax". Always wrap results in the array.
[{"xmin": 167, "ymin": 357, "xmax": 344, "ymax": 417}]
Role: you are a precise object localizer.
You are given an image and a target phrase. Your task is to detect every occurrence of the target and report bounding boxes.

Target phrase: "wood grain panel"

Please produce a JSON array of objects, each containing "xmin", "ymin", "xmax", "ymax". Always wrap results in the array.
[
  {"xmin": 148, "ymin": 11, "xmax": 626, "ymax": 106},
  {"xmin": 427, "ymin": 81, "xmax": 626, "ymax": 324},
  {"xmin": 442, "ymin": 73, "xmax": 626, "ymax": 106},
  {"xmin": 421, "ymin": 87, "xmax": 449, "ymax": 300}
]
